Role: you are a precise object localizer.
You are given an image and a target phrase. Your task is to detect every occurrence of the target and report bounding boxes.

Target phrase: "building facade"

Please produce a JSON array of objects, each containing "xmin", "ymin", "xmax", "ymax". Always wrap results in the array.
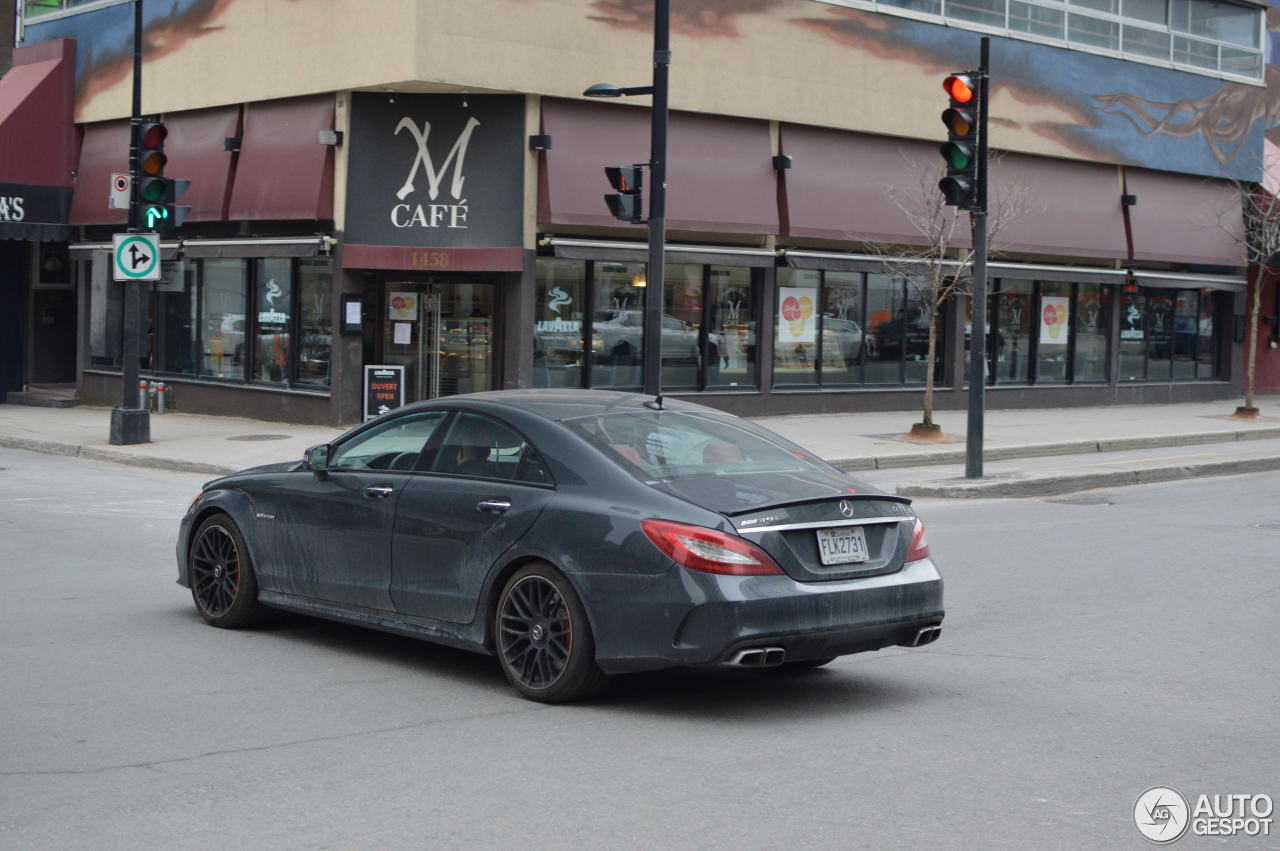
[{"xmin": 4, "ymin": 0, "xmax": 1279, "ymax": 425}]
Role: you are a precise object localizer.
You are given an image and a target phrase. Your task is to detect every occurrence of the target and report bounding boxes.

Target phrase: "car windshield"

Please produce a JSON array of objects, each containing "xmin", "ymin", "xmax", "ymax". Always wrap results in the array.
[{"xmin": 563, "ymin": 411, "xmax": 834, "ymax": 481}]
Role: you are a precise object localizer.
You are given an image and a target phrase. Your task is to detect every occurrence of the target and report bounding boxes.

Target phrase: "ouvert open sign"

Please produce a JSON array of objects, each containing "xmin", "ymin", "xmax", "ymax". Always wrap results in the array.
[{"xmin": 364, "ymin": 365, "xmax": 406, "ymax": 421}]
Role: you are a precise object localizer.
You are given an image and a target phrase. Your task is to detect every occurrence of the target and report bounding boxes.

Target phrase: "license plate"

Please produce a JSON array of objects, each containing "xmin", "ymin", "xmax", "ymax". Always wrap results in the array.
[{"xmin": 816, "ymin": 526, "xmax": 869, "ymax": 565}]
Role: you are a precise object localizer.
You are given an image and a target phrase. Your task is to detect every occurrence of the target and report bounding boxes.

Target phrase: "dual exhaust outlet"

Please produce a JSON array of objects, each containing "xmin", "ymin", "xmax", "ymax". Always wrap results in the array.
[
  {"xmin": 728, "ymin": 625, "xmax": 942, "ymax": 666},
  {"xmin": 727, "ymin": 646, "xmax": 786, "ymax": 667},
  {"xmin": 908, "ymin": 625, "xmax": 942, "ymax": 647}
]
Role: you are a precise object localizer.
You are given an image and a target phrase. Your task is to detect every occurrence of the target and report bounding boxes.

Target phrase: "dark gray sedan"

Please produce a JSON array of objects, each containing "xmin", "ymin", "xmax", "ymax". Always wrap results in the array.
[{"xmin": 177, "ymin": 390, "xmax": 944, "ymax": 702}]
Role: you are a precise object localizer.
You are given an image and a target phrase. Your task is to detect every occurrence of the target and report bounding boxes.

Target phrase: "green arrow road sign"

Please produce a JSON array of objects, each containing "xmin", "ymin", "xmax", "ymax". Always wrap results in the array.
[{"xmin": 112, "ymin": 233, "xmax": 161, "ymax": 282}]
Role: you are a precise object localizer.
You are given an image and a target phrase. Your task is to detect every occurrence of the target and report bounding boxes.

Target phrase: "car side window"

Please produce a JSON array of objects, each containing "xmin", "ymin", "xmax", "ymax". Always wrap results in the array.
[
  {"xmin": 329, "ymin": 412, "xmax": 447, "ymax": 472},
  {"xmin": 432, "ymin": 412, "xmax": 547, "ymax": 483}
]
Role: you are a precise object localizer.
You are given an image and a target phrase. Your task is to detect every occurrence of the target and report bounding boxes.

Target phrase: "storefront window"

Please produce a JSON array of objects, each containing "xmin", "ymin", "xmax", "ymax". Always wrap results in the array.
[
  {"xmin": 1196, "ymin": 290, "xmax": 1219, "ymax": 378},
  {"xmin": 88, "ymin": 252, "xmax": 121, "ymax": 368},
  {"xmin": 1036, "ymin": 281, "xmax": 1072, "ymax": 382},
  {"xmin": 709, "ymin": 266, "xmax": 757, "ymax": 388},
  {"xmin": 866, "ymin": 274, "xmax": 908, "ymax": 384},
  {"xmin": 592, "ymin": 262, "xmax": 646, "ymax": 389},
  {"xmin": 533, "ymin": 259, "xmax": 587, "ymax": 388},
  {"xmin": 150, "ymin": 260, "xmax": 196, "ymax": 375},
  {"xmin": 1074, "ymin": 283, "xmax": 1109, "ymax": 382},
  {"xmin": 662, "ymin": 264, "xmax": 704, "ymax": 389},
  {"xmin": 901, "ymin": 281, "xmax": 933, "ymax": 385},
  {"xmin": 297, "ymin": 259, "xmax": 333, "ymax": 386},
  {"xmin": 821, "ymin": 272, "xmax": 864, "ymax": 385},
  {"xmin": 201, "ymin": 259, "xmax": 247, "ymax": 380},
  {"xmin": 994, "ymin": 279, "xmax": 1032, "ymax": 383},
  {"xmin": 1118, "ymin": 288, "xmax": 1147, "ymax": 380},
  {"xmin": 1146, "ymin": 290, "xmax": 1175, "ymax": 379},
  {"xmin": 252, "ymin": 259, "xmax": 293, "ymax": 383},
  {"xmin": 1172, "ymin": 290, "xmax": 1199, "ymax": 379},
  {"xmin": 774, "ymin": 269, "xmax": 820, "ymax": 385}
]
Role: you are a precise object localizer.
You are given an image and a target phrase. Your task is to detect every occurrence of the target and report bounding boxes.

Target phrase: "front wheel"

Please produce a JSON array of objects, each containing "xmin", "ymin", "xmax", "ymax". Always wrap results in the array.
[
  {"xmin": 189, "ymin": 514, "xmax": 263, "ymax": 628},
  {"xmin": 495, "ymin": 564, "xmax": 610, "ymax": 703}
]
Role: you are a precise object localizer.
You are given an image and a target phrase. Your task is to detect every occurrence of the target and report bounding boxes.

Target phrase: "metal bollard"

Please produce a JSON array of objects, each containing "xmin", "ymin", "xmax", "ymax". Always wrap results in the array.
[
  {"xmin": 155, "ymin": 381, "xmax": 166, "ymax": 414},
  {"xmin": 138, "ymin": 380, "xmax": 149, "ymax": 411}
]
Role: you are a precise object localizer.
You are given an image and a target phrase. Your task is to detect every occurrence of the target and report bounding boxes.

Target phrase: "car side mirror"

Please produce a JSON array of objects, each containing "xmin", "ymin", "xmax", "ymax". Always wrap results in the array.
[{"xmin": 304, "ymin": 443, "xmax": 330, "ymax": 473}]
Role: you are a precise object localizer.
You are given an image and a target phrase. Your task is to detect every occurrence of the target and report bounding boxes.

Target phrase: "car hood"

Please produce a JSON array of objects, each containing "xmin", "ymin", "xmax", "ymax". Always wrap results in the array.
[
  {"xmin": 647, "ymin": 468, "xmax": 887, "ymax": 515},
  {"xmin": 235, "ymin": 459, "xmax": 305, "ymax": 475}
]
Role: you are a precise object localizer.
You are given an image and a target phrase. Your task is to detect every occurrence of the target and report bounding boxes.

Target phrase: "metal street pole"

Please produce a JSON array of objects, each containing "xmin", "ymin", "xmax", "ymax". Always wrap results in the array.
[
  {"xmin": 964, "ymin": 37, "xmax": 990, "ymax": 478},
  {"xmin": 642, "ymin": 0, "xmax": 670, "ymax": 398},
  {"xmin": 110, "ymin": 0, "xmax": 149, "ymax": 444}
]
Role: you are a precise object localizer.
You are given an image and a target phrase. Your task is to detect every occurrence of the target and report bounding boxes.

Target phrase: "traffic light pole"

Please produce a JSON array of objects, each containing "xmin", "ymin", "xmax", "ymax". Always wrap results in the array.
[
  {"xmin": 964, "ymin": 37, "xmax": 990, "ymax": 479},
  {"xmin": 642, "ymin": 0, "xmax": 669, "ymax": 398},
  {"xmin": 110, "ymin": 0, "xmax": 149, "ymax": 445}
]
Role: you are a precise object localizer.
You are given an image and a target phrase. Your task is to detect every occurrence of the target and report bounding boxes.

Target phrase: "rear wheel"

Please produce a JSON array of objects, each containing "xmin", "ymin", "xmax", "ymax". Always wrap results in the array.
[
  {"xmin": 189, "ymin": 514, "xmax": 263, "ymax": 628},
  {"xmin": 496, "ymin": 564, "xmax": 610, "ymax": 703}
]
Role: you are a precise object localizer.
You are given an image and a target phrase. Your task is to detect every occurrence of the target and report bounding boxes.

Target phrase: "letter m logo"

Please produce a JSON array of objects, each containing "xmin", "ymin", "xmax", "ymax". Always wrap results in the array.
[{"xmin": 395, "ymin": 117, "xmax": 481, "ymax": 202}]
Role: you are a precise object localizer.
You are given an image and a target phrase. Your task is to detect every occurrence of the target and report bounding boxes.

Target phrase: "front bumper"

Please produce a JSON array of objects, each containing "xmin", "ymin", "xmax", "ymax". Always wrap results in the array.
[{"xmin": 580, "ymin": 557, "xmax": 944, "ymax": 674}]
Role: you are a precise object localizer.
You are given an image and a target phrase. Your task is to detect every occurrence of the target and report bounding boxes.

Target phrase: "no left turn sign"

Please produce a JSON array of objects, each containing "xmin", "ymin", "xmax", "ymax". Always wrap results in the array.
[{"xmin": 113, "ymin": 233, "xmax": 161, "ymax": 282}]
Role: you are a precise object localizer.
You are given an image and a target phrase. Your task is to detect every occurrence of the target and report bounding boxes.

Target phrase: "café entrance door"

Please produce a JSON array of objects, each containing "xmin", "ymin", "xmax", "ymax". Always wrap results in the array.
[{"xmin": 382, "ymin": 280, "xmax": 495, "ymax": 403}]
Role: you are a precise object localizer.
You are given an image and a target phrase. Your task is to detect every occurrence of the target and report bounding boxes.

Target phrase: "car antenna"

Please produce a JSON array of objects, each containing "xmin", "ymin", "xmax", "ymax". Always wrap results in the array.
[{"xmin": 644, "ymin": 394, "xmax": 664, "ymax": 411}]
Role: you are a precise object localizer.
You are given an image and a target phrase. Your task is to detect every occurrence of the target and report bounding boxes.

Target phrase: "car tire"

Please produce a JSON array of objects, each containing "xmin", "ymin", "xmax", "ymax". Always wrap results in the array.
[
  {"xmin": 495, "ymin": 563, "xmax": 610, "ymax": 703},
  {"xmin": 189, "ymin": 514, "xmax": 263, "ymax": 629}
]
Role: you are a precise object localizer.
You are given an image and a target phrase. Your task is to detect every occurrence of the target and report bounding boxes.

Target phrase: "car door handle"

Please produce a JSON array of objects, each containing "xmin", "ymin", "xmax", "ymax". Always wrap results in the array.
[
  {"xmin": 364, "ymin": 484, "xmax": 395, "ymax": 498},
  {"xmin": 477, "ymin": 498, "xmax": 512, "ymax": 514}
]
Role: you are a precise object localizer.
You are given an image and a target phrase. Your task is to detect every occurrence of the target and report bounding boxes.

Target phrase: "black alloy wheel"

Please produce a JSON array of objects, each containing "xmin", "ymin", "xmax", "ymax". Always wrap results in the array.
[
  {"xmin": 496, "ymin": 564, "xmax": 609, "ymax": 703},
  {"xmin": 190, "ymin": 515, "xmax": 262, "ymax": 628}
]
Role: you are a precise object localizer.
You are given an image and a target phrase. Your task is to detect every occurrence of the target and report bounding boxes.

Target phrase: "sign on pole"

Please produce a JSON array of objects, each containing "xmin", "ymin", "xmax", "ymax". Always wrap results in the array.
[
  {"xmin": 113, "ymin": 233, "xmax": 161, "ymax": 282},
  {"xmin": 108, "ymin": 173, "xmax": 131, "ymax": 210}
]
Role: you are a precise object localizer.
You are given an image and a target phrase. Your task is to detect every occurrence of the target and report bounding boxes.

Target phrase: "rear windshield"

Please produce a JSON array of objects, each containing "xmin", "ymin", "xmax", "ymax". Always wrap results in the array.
[{"xmin": 563, "ymin": 411, "xmax": 835, "ymax": 481}]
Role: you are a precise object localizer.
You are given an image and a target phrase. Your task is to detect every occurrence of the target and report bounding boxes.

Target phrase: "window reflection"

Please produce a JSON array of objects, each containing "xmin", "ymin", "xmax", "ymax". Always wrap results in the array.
[{"xmin": 591, "ymin": 262, "xmax": 647, "ymax": 389}]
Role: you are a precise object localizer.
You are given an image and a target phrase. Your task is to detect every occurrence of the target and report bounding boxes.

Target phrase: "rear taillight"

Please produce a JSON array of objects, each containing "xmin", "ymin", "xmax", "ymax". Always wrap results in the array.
[
  {"xmin": 641, "ymin": 519, "xmax": 783, "ymax": 576},
  {"xmin": 906, "ymin": 517, "xmax": 931, "ymax": 562}
]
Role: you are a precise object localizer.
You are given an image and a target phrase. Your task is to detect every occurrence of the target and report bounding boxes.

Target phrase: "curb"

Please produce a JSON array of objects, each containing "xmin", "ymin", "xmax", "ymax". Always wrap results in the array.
[
  {"xmin": 895, "ymin": 453, "xmax": 1280, "ymax": 498},
  {"xmin": 0, "ymin": 435, "xmax": 238, "ymax": 477},
  {"xmin": 829, "ymin": 426, "xmax": 1280, "ymax": 472}
]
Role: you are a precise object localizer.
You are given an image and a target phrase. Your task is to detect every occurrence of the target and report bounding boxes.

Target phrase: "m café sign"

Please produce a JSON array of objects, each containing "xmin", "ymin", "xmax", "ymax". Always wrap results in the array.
[{"xmin": 345, "ymin": 94, "xmax": 523, "ymax": 249}]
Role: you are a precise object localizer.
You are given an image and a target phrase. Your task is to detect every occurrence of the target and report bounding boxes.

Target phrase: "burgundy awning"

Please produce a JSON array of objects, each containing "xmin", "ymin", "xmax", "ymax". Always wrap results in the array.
[
  {"xmin": 227, "ymin": 94, "xmax": 335, "ymax": 221},
  {"xmin": 68, "ymin": 120, "xmax": 129, "ymax": 227},
  {"xmin": 780, "ymin": 124, "xmax": 935, "ymax": 246},
  {"xmin": 538, "ymin": 98, "xmax": 777, "ymax": 234},
  {"xmin": 1126, "ymin": 168, "xmax": 1245, "ymax": 267},
  {"xmin": 989, "ymin": 153, "xmax": 1128, "ymax": 259},
  {"xmin": 0, "ymin": 39, "xmax": 76, "ymax": 239},
  {"xmin": 164, "ymin": 105, "xmax": 241, "ymax": 222}
]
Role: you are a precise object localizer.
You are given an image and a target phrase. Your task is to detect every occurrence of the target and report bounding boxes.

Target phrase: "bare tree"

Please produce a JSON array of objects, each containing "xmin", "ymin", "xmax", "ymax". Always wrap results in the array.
[
  {"xmin": 1220, "ymin": 169, "xmax": 1280, "ymax": 419},
  {"xmin": 862, "ymin": 153, "xmax": 1032, "ymax": 438}
]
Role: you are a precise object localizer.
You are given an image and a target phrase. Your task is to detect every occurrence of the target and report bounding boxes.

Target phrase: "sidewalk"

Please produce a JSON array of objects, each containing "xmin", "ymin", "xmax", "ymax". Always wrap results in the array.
[{"xmin": 1, "ymin": 396, "xmax": 1278, "ymax": 498}]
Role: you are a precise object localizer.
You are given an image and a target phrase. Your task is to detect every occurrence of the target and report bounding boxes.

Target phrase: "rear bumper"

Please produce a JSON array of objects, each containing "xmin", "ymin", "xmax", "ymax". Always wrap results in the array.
[{"xmin": 581, "ymin": 557, "xmax": 944, "ymax": 674}]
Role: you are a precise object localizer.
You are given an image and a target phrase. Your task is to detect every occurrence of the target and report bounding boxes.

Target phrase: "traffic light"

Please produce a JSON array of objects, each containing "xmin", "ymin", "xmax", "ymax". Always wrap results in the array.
[
  {"xmin": 134, "ymin": 120, "xmax": 191, "ymax": 232},
  {"xmin": 604, "ymin": 165, "xmax": 644, "ymax": 224},
  {"xmin": 939, "ymin": 73, "xmax": 979, "ymax": 210}
]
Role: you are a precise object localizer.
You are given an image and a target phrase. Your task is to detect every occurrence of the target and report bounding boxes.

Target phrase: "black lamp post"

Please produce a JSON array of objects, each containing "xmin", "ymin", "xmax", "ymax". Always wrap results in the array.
[{"xmin": 583, "ymin": 0, "xmax": 669, "ymax": 397}]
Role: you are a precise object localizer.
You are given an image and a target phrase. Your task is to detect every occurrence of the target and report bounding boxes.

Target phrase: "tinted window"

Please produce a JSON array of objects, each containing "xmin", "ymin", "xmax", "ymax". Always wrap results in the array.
[
  {"xmin": 564, "ymin": 411, "xmax": 835, "ymax": 482},
  {"xmin": 433, "ymin": 413, "xmax": 546, "ymax": 483},
  {"xmin": 330, "ymin": 412, "xmax": 447, "ymax": 471}
]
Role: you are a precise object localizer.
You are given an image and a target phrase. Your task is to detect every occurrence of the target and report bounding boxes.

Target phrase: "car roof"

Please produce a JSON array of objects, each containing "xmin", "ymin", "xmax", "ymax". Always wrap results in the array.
[{"xmin": 400, "ymin": 389, "xmax": 728, "ymax": 422}]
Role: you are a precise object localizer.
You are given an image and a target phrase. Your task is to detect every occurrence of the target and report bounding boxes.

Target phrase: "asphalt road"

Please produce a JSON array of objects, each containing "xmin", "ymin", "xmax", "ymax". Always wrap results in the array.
[{"xmin": 0, "ymin": 448, "xmax": 1275, "ymax": 850}]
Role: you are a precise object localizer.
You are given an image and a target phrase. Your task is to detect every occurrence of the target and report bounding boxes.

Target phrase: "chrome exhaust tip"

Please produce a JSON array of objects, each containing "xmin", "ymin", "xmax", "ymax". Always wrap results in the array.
[
  {"xmin": 728, "ymin": 647, "xmax": 787, "ymax": 667},
  {"xmin": 909, "ymin": 625, "xmax": 942, "ymax": 647}
]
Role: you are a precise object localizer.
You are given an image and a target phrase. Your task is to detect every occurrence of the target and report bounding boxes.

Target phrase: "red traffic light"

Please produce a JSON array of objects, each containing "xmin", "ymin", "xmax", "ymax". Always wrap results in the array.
[
  {"xmin": 942, "ymin": 74, "xmax": 975, "ymax": 104},
  {"xmin": 139, "ymin": 122, "xmax": 167, "ymax": 147}
]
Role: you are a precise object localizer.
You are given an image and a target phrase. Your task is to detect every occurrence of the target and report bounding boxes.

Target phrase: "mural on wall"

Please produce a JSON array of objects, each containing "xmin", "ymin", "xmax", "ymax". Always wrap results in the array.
[
  {"xmin": 22, "ymin": 0, "xmax": 1280, "ymax": 180},
  {"xmin": 589, "ymin": 0, "xmax": 1277, "ymax": 180}
]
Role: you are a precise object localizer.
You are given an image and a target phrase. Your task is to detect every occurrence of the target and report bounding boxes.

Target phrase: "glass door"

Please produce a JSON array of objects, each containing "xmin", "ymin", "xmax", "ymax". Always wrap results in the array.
[{"xmin": 382, "ymin": 281, "xmax": 494, "ymax": 403}]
